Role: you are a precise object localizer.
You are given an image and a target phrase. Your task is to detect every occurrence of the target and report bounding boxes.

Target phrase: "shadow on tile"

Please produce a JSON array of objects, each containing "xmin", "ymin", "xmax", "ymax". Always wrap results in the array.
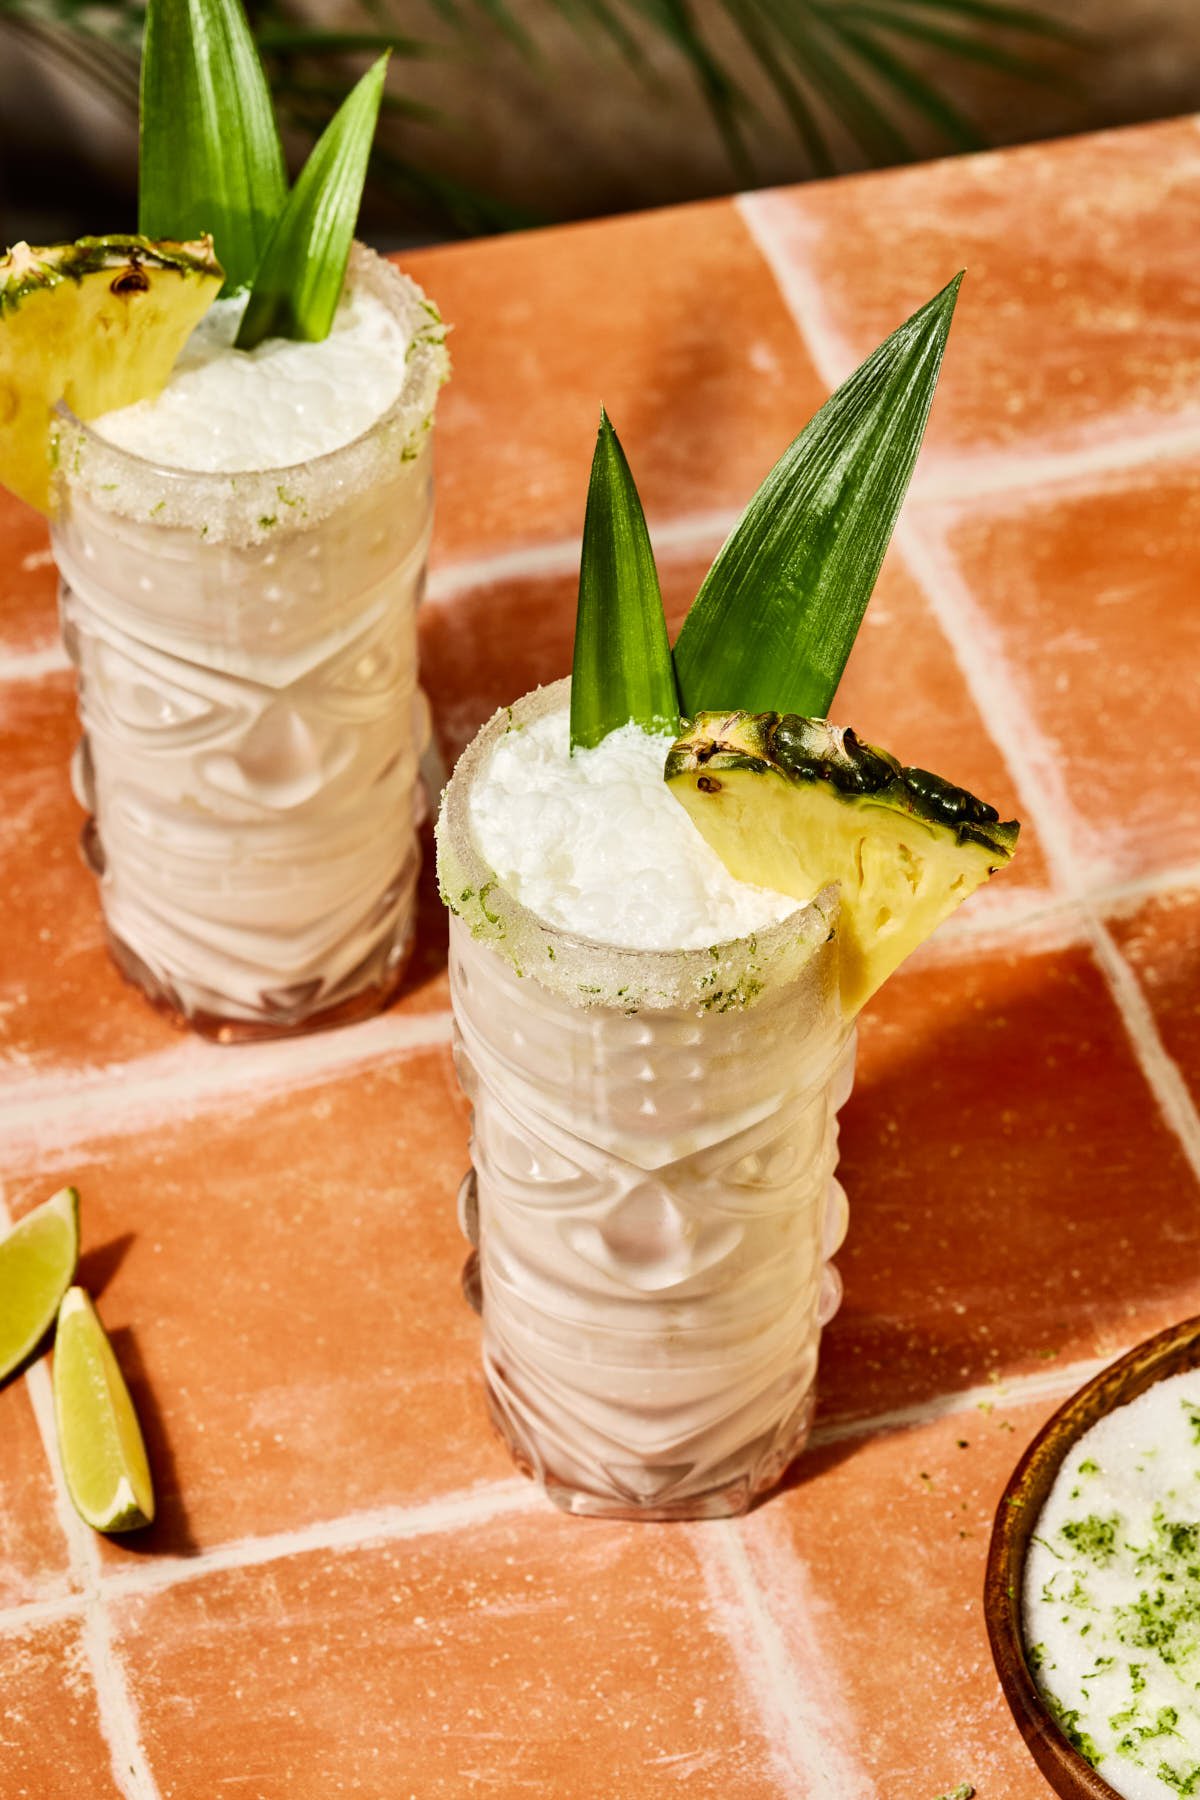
[
  {"xmin": 816, "ymin": 936, "xmax": 1200, "ymax": 1427},
  {"xmin": 105, "ymin": 1324, "xmax": 200, "ymax": 1560},
  {"xmin": 391, "ymin": 824, "xmax": 450, "ymax": 1010},
  {"xmin": 76, "ymin": 1232, "xmax": 136, "ymax": 1303}
]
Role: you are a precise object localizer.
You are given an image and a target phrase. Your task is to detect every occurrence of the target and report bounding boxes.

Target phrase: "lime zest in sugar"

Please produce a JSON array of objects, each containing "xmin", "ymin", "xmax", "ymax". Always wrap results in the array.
[{"xmin": 1023, "ymin": 1371, "xmax": 1200, "ymax": 1799}]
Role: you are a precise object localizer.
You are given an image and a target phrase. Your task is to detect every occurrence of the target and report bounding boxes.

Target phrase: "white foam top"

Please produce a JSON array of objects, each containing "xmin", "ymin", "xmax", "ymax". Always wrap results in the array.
[
  {"xmin": 1024, "ymin": 1368, "xmax": 1200, "ymax": 1799},
  {"xmin": 468, "ymin": 709, "xmax": 797, "ymax": 952},
  {"xmin": 92, "ymin": 283, "xmax": 410, "ymax": 472}
]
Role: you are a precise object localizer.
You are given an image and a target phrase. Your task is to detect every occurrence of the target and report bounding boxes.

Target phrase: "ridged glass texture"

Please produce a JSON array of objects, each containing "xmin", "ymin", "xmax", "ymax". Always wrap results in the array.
[
  {"xmin": 49, "ymin": 247, "xmax": 448, "ymax": 1041},
  {"xmin": 438, "ymin": 681, "xmax": 857, "ymax": 1520}
]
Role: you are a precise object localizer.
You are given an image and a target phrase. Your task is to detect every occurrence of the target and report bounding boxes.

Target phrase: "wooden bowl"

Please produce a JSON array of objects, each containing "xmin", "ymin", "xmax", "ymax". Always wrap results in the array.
[{"xmin": 984, "ymin": 1314, "xmax": 1200, "ymax": 1800}]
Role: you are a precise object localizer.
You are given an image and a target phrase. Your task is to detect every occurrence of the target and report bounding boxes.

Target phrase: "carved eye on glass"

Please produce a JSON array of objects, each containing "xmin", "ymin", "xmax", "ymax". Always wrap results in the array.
[
  {"xmin": 316, "ymin": 623, "xmax": 407, "ymax": 722},
  {"xmin": 688, "ymin": 1094, "xmax": 831, "ymax": 1214},
  {"xmin": 90, "ymin": 641, "xmax": 226, "ymax": 744},
  {"xmin": 476, "ymin": 1109, "xmax": 589, "ymax": 1203}
]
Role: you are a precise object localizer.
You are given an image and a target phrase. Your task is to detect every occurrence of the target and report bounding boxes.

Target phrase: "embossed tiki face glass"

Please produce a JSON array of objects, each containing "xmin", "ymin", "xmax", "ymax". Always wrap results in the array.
[
  {"xmin": 50, "ymin": 247, "xmax": 448, "ymax": 1041},
  {"xmin": 436, "ymin": 680, "xmax": 857, "ymax": 1521}
]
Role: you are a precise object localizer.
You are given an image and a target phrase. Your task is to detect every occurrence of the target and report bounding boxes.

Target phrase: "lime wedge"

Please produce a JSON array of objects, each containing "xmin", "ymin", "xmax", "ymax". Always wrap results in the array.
[
  {"xmin": 0, "ymin": 1187, "xmax": 80, "ymax": 1382},
  {"xmin": 53, "ymin": 1288, "xmax": 155, "ymax": 1533}
]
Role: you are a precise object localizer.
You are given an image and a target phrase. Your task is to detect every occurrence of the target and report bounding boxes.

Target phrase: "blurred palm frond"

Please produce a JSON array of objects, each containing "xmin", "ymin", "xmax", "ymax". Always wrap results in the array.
[{"xmin": 0, "ymin": 0, "xmax": 1086, "ymax": 235}]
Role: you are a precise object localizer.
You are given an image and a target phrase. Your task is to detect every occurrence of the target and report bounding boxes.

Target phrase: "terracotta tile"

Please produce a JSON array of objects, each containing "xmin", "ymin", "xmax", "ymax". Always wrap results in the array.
[
  {"xmin": 0, "ymin": 1377, "xmax": 73, "ymax": 1607},
  {"xmin": 0, "ymin": 672, "xmax": 175, "ymax": 1074},
  {"xmin": 0, "ymin": 676, "xmax": 448, "ymax": 1076},
  {"xmin": 7, "ymin": 1047, "xmax": 504, "ymax": 1558},
  {"xmin": 421, "ymin": 566, "xmax": 576, "ymax": 765},
  {"xmin": 422, "ymin": 545, "xmax": 1050, "ymax": 901},
  {"xmin": 740, "ymin": 1399, "xmax": 1061, "ymax": 1797},
  {"xmin": 939, "ymin": 470, "xmax": 1200, "ymax": 888},
  {"xmin": 820, "ymin": 930, "xmax": 1200, "ymax": 1427},
  {"xmin": 746, "ymin": 117, "xmax": 1200, "ymax": 469},
  {"xmin": 404, "ymin": 203, "xmax": 827, "ymax": 564},
  {"xmin": 114, "ymin": 1509, "xmax": 789, "ymax": 1799},
  {"xmin": 0, "ymin": 1618, "xmax": 124, "ymax": 1798},
  {"xmin": 0, "ymin": 490, "xmax": 57, "ymax": 659},
  {"xmin": 1108, "ymin": 887, "xmax": 1200, "ymax": 1107}
]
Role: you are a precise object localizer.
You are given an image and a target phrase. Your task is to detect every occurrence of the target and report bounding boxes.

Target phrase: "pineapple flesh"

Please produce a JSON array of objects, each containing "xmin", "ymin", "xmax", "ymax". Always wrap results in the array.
[
  {"xmin": 665, "ymin": 712, "xmax": 1019, "ymax": 1013},
  {"xmin": 0, "ymin": 234, "xmax": 223, "ymax": 512}
]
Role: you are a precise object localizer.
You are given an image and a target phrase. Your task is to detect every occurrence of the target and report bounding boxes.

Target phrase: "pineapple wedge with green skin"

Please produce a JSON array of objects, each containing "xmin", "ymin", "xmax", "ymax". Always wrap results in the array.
[
  {"xmin": 0, "ymin": 234, "xmax": 223, "ymax": 513},
  {"xmin": 666, "ymin": 712, "xmax": 1019, "ymax": 1014}
]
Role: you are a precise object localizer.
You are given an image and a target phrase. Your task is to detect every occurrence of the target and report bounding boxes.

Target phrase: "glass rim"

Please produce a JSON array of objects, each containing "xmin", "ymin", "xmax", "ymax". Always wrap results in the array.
[
  {"xmin": 50, "ymin": 243, "xmax": 449, "ymax": 545},
  {"xmin": 54, "ymin": 242, "xmax": 443, "ymax": 487},
  {"xmin": 435, "ymin": 677, "xmax": 840, "ymax": 1014}
]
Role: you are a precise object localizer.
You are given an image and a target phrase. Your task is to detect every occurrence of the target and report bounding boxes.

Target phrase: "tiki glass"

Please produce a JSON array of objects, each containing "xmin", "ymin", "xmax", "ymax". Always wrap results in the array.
[
  {"xmin": 437, "ymin": 681, "xmax": 857, "ymax": 1521},
  {"xmin": 50, "ymin": 247, "xmax": 448, "ymax": 1040}
]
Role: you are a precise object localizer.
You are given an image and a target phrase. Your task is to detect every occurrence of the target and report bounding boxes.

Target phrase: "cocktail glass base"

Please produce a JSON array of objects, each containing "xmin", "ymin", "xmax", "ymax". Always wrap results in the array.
[
  {"xmin": 102, "ymin": 922, "xmax": 413, "ymax": 1046},
  {"xmin": 482, "ymin": 1374, "xmax": 817, "ymax": 1523}
]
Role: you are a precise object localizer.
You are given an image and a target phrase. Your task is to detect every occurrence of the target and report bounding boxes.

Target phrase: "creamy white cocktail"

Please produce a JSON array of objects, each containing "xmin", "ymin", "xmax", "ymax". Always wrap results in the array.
[
  {"xmin": 52, "ymin": 245, "xmax": 448, "ymax": 1036},
  {"xmin": 439, "ymin": 682, "xmax": 855, "ymax": 1519}
]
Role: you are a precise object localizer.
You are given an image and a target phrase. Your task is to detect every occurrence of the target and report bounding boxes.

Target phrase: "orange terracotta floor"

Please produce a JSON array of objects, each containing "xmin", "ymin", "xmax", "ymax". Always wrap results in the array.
[{"xmin": 3, "ymin": 116, "xmax": 1200, "ymax": 1799}]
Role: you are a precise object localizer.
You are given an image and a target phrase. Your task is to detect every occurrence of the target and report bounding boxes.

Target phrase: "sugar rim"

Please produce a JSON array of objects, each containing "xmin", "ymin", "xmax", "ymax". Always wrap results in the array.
[
  {"xmin": 435, "ymin": 678, "xmax": 840, "ymax": 1014},
  {"xmin": 50, "ymin": 243, "xmax": 449, "ymax": 546}
]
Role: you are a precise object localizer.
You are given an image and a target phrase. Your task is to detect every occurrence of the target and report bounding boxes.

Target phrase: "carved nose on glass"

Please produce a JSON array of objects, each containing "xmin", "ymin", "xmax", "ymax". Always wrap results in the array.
[{"xmin": 199, "ymin": 702, "xmax": 350, "ymax": 811}]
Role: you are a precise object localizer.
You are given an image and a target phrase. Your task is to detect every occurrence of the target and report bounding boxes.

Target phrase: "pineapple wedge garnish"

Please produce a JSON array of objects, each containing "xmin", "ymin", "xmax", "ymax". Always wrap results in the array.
[
  {"xmin": 0, "ymin": 234, "xmax": 223, "ymax": 512},
  {"xmin": 666, "ymin": 712, "xmax": 1019, "ymax": 1013}
]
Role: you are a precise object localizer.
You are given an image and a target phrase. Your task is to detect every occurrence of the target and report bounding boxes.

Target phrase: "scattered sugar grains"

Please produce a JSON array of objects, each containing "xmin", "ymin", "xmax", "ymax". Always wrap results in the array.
[
  {"xmin": 1023, "ymin": 1369, "xmax": 1200, "ymax": 1800},
  {"xmin": 93, "ymin": 284, "xmax": 409, "ymax": 472},
  {"xmin": 468, "ymin": 710, "xmax": 798, "ymax": 952}
]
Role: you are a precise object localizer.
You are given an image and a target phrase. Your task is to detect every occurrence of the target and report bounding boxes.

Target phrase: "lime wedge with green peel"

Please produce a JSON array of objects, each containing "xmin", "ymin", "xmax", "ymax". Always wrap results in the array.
[
  {"xmin": 53, "ymin": 1288, "xmax": 155, "ymax": 1534},
  {"xmin": 0, "ymin": 1187, "xmax": 80, "ymax": 1382},
  {"xmin": 666, "ymin": 711, "xmax": 1019, "ymax": 1014},
  {"xmin": 0, "ymin": 233, "xmax": 223, "ymax": 513}
]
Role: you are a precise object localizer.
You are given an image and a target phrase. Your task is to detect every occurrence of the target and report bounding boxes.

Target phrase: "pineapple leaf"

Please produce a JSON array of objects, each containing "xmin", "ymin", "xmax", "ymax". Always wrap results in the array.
[
  {"xmin": 673, "ymin": 274, "xmax": 961, "ymax": 718},
  {"xmin": 570, "ymin": 411, "xmax": 680, "ymax": 752},
  {"xmin": 138, "ymin": 0, "xmax": 287, "ymax": 297},
  {"xmin": 236, "ymin": 53, "xmax": 388, "ymax": 350}
]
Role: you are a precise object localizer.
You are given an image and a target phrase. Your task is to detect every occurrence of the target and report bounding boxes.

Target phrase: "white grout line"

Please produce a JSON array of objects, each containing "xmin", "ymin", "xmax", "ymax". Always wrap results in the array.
[
  {"xmin": 101, "ymin": 1479, "xmax": 540, "ymax": 1604},
  {"xmin": 0, "ymin": 198, "xmax": 1194, "ymax": 1779},
  {"xmin": 9, "ymin": 866, "xmax": 1196, "ymax": 1170},
  {"xmin": 76, "ymin": 1593, "xmax": 163, "ymax": 1800},
  {"xmin": 0, "ymin": 1007, "xmax": 454, "ymax": 1163},
  {"xmin": 696, "ymin": 1522, "xmax": 872, "ymax": 1799},
  {"xmin": 0, "ymin": 1351, "xmax": 1137, "ymax": 1646},
  {"xmin": 7, "ymin": 1270, "xmax": 163, "ymax": 1800},
  {"xmin": 0, "ymin": 1203, "xmax": 532, "ymax": 1798},
  {"xmin": 892, "ymin": 519, "xmax": 1104, "ymax": 888},
  {"xmin": 740, "ymin": 191, "xmax": 1200, "ymax": 1194},
  {"xmin": 1090, "ymin": 859, "xmax": 1200, "ymax": 917},
  {"xmin": 0, "ymin": 1589, "xmax": 84, "ymax": 1635},
  {"xmin": 0, "ymin": 900, "xmax": 1090, "ymax": 1166},
  {"xmin": 426, "ymin": 536, "xmax": 583, "ymax": 603},
  {"xmin": 735, "ymin": 189, "xmax": 1200, "ymax": 512},
  {"xmin": 0, "ymin": 641, "xmax": 71, "ymax": 685},
  {"xmin": 729, "ymin": 183, "xmax": 1200, "ymax": 1771},
  {"xmin": 811, "ymin": 1353, "xmax": 1115, "ymax": 1450},
  {"xmin": 911, "ymin": 890, "xmax": 1087, "ymax": 961},
  {"xmin": 912, "ymin": 412, "xmax": 1200, "ymax": 513},
  {"xmin": 689, "ymin": 1352, "xmax": 1124, "ymax": 1800},
  {"xmin": 1086, "ymin": 916, "xmax": 1200, "ymax": 1179},
  {"xmin": 895, "ymin": 522, "xmax": 1200, "ymax": 1187},
  {"xmin": 424, "ymin": 504, "xmax": 741, "ymax": 608},
  {"xmin": 1, "ymin": 518, "xmax": 744, "ymax": 689}
]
